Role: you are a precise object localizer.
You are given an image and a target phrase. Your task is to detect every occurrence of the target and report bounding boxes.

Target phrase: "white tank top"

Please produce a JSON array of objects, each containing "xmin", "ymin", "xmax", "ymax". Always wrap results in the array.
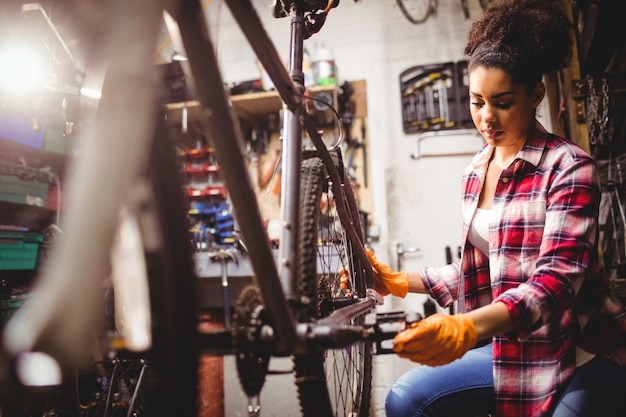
[{"xmin": 468, "ymin": 208, "xmax": 490, "ymax": 255}]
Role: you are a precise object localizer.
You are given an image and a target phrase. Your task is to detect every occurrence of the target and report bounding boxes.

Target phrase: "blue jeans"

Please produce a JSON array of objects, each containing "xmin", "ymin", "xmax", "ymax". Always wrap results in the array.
[
  {"xmin": 552, "ymin": 354, "xmax": 626, "ymax": 417},
  {"xmin": 385, "ymin": 343, "xmax": 626, "ymax": 417},
  {"xmin": 385, "ymin": 343, "xmax": 495, "ymax": 417}
]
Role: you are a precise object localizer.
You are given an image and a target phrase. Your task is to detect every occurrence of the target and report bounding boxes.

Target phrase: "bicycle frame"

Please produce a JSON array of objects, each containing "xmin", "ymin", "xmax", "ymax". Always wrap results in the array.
[{"xmin": 176, "ymin": 0, "xmax": 376, "ymax": 355}]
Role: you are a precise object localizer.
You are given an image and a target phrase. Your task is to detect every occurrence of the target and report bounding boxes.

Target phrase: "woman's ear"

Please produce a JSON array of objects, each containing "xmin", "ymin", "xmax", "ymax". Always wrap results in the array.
[{"xmin": 532, "ymin": 82, "xmax": 546, "ymax": 107}]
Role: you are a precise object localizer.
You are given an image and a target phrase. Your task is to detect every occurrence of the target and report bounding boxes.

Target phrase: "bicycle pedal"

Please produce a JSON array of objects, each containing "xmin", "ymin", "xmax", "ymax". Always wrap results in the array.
[
  {"xmin": 373, "ymin": 310, "xmax": 422, "ymax": 354},
  {"xmin": 266, "ymin": 369, "xmax": 292, "ymax": 375}
]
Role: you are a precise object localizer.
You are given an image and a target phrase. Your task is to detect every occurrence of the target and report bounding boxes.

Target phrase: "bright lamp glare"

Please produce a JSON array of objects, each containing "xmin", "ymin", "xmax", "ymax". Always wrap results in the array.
[
  {"xmin": 0, "ymin": 45, "xmax": 45, "ymax": 94},
  {"xmin": 80, "ymin": 86, "xmax": 102, "ymax": 100}
]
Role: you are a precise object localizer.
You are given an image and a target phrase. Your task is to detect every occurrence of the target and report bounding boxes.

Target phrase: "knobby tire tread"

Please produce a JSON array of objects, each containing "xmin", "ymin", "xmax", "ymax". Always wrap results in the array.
[
  {"xmin": 294, "ymin": 156, "xmax": 372, "ymax": 417},
  {"xmin": 295, "ymin": 157, "xmax": 334, "ymax": 417}
]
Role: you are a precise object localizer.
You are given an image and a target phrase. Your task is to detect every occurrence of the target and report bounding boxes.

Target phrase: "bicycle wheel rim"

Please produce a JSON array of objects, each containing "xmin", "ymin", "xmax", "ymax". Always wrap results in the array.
[
  {"xmin": 294, "ymin": 156, "xmax": 372, "ymax": 417},
  {"xmin": 461, "ymin": 0, "xmax": 470, "ymax": 19},
  {"xmin": 396, "ymin": 0, "xmax": 432, "ymax": 24}
]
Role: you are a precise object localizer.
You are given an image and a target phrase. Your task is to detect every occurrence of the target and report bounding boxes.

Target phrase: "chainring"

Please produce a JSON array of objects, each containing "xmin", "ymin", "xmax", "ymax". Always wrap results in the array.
[{"xmin": 233, "ymin": 285, "xmax": 271, "ymax": 398}]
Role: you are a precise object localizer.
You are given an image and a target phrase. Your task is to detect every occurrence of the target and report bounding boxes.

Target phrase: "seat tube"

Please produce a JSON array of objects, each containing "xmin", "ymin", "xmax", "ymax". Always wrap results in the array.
[{"xmin": 280, "ymin": 6, "xmax": 306, "ymax": 302}]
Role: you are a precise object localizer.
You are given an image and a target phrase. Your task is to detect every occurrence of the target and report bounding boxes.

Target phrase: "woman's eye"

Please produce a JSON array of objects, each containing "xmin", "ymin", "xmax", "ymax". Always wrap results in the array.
[
  {"xmin": 496, "ymin": 102, "xmax": 513, "ymax": 109},
  {"xmin": 470, "ymin": 102, "xmax": 484, "ymax": 107}
]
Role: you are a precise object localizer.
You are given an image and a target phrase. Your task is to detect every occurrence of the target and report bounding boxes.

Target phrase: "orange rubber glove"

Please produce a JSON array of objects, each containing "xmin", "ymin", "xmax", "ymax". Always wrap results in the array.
[
  {"xmin": 393, "ymin": 313, "xmax": 477, "ymax": 366},
  {"xmin": 366, "ymin": 249, "xmax": 409, "ymax": 298}
]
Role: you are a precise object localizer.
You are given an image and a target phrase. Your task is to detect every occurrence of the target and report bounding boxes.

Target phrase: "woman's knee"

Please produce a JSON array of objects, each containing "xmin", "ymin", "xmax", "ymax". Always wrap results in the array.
[
  {"xmin": 384, "ymin": 365, "xmax": 454, "ymax": 417},
  {"xmin": 385, "ymin": 376, "xmax": 425, "ymax": 417},
  {"xmin": 385, "ymin": 344, "xmax": 494, "ymax": 417}
]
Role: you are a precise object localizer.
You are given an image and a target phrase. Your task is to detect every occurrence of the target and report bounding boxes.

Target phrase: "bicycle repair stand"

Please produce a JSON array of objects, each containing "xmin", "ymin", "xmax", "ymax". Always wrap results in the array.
[{"xmin": 208, "ymin": 249, "xmax": 239, "ymax": 329}]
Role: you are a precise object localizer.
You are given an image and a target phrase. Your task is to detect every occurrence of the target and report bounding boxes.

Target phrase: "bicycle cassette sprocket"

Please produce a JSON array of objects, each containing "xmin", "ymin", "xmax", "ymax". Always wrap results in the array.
[{"xmin": 233, "ymin": 285, "xmax": 271, "ymax": 397}]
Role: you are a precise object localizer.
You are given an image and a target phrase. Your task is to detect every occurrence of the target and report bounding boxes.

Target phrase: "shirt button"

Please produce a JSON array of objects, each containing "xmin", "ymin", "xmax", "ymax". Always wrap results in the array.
[
  {"xmin": 489, "ymin": 242, "xmax": 495, "ymax": 248},
  {"xmin": 501, "ymin": 177, "xmax": 509, "ymax": 183}
]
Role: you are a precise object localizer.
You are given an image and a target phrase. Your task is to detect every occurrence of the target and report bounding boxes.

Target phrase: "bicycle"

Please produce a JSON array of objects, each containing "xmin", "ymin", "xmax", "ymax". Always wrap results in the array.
[
  {"xmin": 395, "ymin": 0, "xmax": 466, "ymax": 24},
  {"xmin": 395, "ymin": 0, "xmax": 499, "ymax": 25},
  {"xmin": 0, "ymin": 1, "xmax": 417, "ymax": 416}
]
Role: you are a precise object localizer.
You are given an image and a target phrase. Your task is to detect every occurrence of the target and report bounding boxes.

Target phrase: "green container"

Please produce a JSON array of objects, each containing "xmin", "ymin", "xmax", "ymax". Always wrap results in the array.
[
  {"xmin": 0, "ymin": 232, "xmax": 44, "ymax": 270},
  {"xmin": 0, "ymin": 162, "xmax": 53, "ymax": 207},
  {"xmin": 43, "ymin": 125, "xmax": 76, "ymax": 156}
]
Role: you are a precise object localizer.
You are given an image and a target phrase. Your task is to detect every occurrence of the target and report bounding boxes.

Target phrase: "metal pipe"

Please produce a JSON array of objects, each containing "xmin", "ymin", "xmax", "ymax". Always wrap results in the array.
[
  {"xmin": 279, "ymin": 6, "xmax": 306, "ymax": 301},
  {"xmin": 397, "ymin": 243, "xmax": 419, "ymax": 271}
]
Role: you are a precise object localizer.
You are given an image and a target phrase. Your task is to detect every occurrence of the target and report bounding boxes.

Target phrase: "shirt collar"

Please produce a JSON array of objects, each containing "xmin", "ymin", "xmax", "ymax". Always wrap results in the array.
[
  {"xmin": 517, "ymin": 129, "xmax": 550, "ymax": 168},
  {"xmin": 471, "ymin": 128, "xmax": 550, "ymax": 172}
]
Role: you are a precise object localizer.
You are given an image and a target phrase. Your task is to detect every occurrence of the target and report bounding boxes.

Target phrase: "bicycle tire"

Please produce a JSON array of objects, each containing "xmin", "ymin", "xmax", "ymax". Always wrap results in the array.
[
  {"xmin": 396, "ymin": 0, "xmax": 433, "ymax": 24},
  {"xmin": 294, "ymin": 154, "xmax": 372, "ymax": 417},
  {"xmin": 111, "ymin": 110, "xmax": 199, "ymax": 417},
  {"xmin": 461, "ymin": 0, "xmax": 470, "ymax": 19}
]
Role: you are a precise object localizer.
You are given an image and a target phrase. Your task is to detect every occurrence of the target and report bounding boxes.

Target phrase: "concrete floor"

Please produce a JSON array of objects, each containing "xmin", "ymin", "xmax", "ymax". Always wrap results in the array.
[
  {"xmin": 222, "ymin": 352, "xmax": 419, "ymax": 417},
  {"xmin": 198, "ymin": 279, "xmax": 426, "ymax": 417},
  {"xmin": 218, "ymin": 293, "xmax": 424, "ymax": 417}
]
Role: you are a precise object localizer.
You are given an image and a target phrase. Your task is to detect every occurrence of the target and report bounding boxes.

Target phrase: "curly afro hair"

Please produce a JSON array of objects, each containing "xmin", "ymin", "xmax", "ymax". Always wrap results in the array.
[{"xmin": 465, "ymin": 0, "xmax": 574, "ymax": 89}]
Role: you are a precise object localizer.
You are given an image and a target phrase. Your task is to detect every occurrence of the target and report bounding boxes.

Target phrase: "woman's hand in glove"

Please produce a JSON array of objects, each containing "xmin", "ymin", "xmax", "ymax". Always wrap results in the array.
[
  {"xmin": 366, "ymin": 249, "xmax": 409, "ymax": 298},
  {"xmin": 393, "ymin": 313, "xmax": 477, "ymax": 366}
]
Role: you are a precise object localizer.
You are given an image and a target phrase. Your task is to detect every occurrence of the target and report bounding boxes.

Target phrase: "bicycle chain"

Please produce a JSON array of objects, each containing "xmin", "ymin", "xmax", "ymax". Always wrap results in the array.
[{"xmin": 586, "ymin": 74, "xmax": 610, "ymax": 145}]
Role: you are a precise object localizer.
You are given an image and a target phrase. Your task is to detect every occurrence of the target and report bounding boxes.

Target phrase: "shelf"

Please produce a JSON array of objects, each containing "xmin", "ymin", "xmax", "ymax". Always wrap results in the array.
[
  {"xmin": 0, "ymin": 201, "xmax": 58, "ymax": 232},
  {"xmin": 165, "ymin": 84, "xmax": 339, "ymax": 125},
  {"xmin": 232, "ymin": 89, "xmax": 285, "ymax": 119}
]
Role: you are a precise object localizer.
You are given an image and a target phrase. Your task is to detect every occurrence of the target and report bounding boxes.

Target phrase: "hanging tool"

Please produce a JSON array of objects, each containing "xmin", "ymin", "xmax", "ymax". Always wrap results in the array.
[
  {"xmin": 586, "ymin": 74, "xmax": 610, "ymax": 145},
  {"xmin": 445, "ymin": 245, "xmax": 456, "ymax": 314},
  {"xmin": 209, "ymin": 249, "xmax": 239, "ymax": 328},
  {"xmin": 260, "ymin": 150, "xmax": 282, "ymax": 195},
  {"xmin": 396, "ymin": 242, "xmax": 419, "ymax": 271},
  {"xmin": 244, "ymin": 123, "xmax": 270, "ymax": 188},
  {"xmin": 431, "ymin": 73, "xmax": 446, "ymax": 126},
  {"xmin": 360, "ymin": 119, "xmax": 368, "ymax": 187},
  {"xmin": 424, "ymin": 78, "xmax": 435, "ymax": 129}
]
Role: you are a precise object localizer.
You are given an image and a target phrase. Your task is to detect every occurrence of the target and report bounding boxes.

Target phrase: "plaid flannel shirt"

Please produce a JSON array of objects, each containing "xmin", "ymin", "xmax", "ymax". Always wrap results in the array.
[{"xmin": 421, "ymin": 129, "xmax": 626, "ymax": 417}]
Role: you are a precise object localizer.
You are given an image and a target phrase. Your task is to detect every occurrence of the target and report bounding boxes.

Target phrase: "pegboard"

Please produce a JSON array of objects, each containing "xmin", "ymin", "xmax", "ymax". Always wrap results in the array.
[{"xmin": 400, "ymin": 61, "xmax": 473, "ymax": 134}]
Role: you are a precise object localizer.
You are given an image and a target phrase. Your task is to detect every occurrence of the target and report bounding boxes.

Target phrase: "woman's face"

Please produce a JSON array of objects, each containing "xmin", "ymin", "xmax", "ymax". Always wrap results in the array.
[{"xmin": 468, "ymin": 66, "xmax": 544, "ymax": 149}]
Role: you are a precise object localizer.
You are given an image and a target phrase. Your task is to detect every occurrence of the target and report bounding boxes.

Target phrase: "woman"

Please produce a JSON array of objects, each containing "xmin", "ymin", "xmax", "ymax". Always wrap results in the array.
[{"xmin": 369, "ymin": 1, "xmax": 626, "ymax": 416}]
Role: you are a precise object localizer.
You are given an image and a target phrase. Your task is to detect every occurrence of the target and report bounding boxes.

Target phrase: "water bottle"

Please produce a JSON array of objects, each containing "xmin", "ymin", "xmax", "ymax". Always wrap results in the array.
[{"xmin": 311, "ymin": 44, "xmax": 336, "ymax": 86}]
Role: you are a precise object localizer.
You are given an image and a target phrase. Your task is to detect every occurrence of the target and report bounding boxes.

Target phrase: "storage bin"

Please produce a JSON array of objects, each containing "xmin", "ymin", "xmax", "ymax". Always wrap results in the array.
[
  {"xmin": 43, "ymin": 124, "xmax": 76, "ymax": 156},
  {"xmin": 0, "ymin": 162, "xmax": 54, "ymax": 207},
  {"xmin": 0, "ymin": 112, "xmax": 77, "ymax": 157},
  {"xmin": 0, "ymin": 232, "xmax": 44, "ymax": 270}
]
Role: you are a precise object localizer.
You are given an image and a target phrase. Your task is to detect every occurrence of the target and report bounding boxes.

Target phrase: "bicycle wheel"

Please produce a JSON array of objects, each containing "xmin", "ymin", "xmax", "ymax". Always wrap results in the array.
[
  {"xmin": 461, "ymin": 0, "xmax": 470, "ymax": 19},
  {"xmin": 478, "ymin": 0, "xmax": 498, "ymax": 11},
  {"xmin": 107, "ymin": 110, "xmax": 199, "ymax": 417},
  {"xmin": 294, "ymin": 153, "xmax": 372, "ymax": 417},
  {"xmin": 0, "ymin": 111, "xmax": 198, "ymax": 416},
  {"xmin": 396, "ymin": 0, "xmax": 433, "ymax": 24}
]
